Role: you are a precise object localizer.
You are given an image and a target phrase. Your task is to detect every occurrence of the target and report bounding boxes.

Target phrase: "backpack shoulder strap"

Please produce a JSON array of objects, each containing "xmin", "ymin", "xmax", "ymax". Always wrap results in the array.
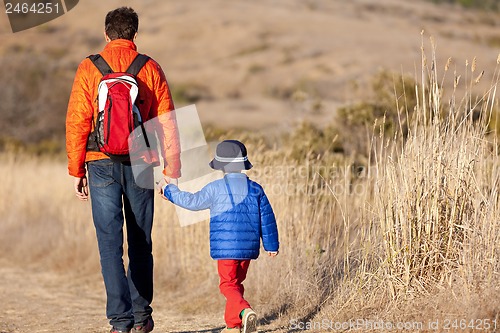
[
  {"xmin": 126, "ymin": 54, "xmax": 150, "ymax": 76},
  {"xmin": 88, "ymin": 54, "xmax": 113, "ymax": 75}
]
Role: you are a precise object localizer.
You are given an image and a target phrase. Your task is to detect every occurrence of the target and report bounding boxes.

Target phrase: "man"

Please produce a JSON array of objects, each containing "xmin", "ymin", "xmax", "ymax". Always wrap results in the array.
[{"xmin": 66, "ymin": 7, "xmax": 180, "ymax": 333}]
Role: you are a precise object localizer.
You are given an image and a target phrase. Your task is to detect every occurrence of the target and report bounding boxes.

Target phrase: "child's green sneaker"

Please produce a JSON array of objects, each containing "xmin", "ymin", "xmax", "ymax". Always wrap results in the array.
[
  {"xmin": 221, "ymin": 327, "xmax": 241, "ymax": 333},
  {"xmin": 241, "ymin": 308, "xmax": 257, "ymax": 333}
]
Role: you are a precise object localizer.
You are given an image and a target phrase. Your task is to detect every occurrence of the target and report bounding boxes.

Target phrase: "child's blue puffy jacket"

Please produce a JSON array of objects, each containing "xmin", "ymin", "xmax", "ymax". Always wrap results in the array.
[{"xmin": 163, "ymin": 173, "xmax": 279, "ymax": 260}]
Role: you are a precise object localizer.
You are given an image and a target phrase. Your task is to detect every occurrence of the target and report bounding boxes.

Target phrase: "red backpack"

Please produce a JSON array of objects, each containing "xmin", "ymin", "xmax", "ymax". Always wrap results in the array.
[{"xmin": 86, "ymin": 54, "xmax": 151, "ymax": 161}]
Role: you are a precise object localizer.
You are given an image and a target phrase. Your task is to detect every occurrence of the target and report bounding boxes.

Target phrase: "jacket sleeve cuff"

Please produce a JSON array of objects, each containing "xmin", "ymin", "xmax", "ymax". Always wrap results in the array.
[
  {"xmin": 263, "ymin": 243, "xmax": 280, "ymax": 252},
  {"xmin": 163, "ymin": 184, "xmax": 179, "ymax": 200},
  {"xmin": 162, "ymin": 167, "xmax": 181, "ymax": 179},
  {"xmin": 69, "ymin": 166, "xmax": 87, "ymax": 178}
]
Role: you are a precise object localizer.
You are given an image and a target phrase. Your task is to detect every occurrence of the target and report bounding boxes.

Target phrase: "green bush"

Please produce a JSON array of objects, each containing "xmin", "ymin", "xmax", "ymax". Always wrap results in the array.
[
  {"xmin": 334, "ymin": 70, "xmax": 418, "ymax": 157},
  {"xmin": 171, "ymin": 82, "xmax": 212, "ymax": 106}
]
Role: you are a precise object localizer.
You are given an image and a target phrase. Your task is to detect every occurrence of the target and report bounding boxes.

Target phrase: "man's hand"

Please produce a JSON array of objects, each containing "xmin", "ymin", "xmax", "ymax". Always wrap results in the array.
[
  {"xmin": 268, "ymin": 251, "xmax": 279, "ymax": 257},
  {"xmin": 74, "ymin": 176, "xmax": 89, "ymax": 201},
  {"xmin": 165, "ymin": 177, "xmax": 178, "ymax": 186}
]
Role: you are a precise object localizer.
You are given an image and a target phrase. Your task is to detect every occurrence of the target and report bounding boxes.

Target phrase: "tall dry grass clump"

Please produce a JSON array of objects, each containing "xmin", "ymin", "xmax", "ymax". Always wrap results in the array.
[
  {"xmin": 373, "ymin": 36, "xmax": 500, "ymax": 295},
  {"xmin": 315, "ymin": 36, "xmax": 500, "ymax": 325}
]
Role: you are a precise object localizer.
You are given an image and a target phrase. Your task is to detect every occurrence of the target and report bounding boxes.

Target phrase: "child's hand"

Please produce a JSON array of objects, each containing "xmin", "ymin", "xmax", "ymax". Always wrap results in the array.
[
  {"xmin": 156, "ymin": 177, "xmax": 171, "ymax": 199},
  {"xmin": 268, "ymin": 251, "xmax": 279, "ymax": 257},
  {"xmin": 160, "ymin": 185, "xmax": 169, "ymax": 200}
]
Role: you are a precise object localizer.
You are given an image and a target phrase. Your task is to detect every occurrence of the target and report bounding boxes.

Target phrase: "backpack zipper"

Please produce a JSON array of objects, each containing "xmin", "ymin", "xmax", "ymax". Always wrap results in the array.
[{"xmin": 106, "ymin": 96, "xmax": 112, "ymax": 145}]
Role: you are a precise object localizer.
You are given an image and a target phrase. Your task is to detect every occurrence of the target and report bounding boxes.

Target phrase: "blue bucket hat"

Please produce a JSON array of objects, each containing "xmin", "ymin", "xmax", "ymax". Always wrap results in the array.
[{"xmin": 209, "ymin": 140, "xmax": 253, "ymax": 172}]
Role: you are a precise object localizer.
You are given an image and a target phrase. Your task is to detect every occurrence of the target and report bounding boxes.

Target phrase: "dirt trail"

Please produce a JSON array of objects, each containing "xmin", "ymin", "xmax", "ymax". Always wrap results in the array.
[{"xmin": 0, "ymin": 260, "xmax": 284, "ymax": 333}]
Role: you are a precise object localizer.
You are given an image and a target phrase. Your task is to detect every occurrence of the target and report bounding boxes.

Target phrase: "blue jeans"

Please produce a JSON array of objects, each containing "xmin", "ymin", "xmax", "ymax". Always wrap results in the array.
[{"xmin": 88, "ymin": 159, "xmax": 154, "ymax": 330}]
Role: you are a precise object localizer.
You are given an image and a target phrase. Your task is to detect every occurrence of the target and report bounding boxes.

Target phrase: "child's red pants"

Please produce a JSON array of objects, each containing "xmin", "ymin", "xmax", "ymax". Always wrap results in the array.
[{"xmin": 217, "ymin": 259, "xmax": 252, "ymax": 328}]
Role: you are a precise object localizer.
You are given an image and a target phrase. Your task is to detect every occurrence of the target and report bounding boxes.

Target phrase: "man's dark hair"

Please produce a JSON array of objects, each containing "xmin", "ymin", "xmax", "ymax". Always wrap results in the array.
[{"xmin": 105, "ymin": 7, "xmax": 139, "ymax": 41}]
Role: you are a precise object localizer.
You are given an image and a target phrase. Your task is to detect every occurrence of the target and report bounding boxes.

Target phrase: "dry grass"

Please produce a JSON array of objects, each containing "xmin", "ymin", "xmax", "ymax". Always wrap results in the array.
[{"xmin": 1, "ymin": 37, "xmax": 500, "ymax": 331}]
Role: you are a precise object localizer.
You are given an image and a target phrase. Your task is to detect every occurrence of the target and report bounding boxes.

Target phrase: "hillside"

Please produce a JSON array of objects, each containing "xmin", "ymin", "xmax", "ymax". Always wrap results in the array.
[{"xmin": 1, "ymin": 0, "xmax": 500, "ymax": 144}]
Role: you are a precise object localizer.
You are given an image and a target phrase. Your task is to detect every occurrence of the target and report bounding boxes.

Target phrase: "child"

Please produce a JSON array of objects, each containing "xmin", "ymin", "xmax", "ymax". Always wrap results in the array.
[{"xmin": 159, "ymin": 140, "xmax": 279, "ymax": 333}]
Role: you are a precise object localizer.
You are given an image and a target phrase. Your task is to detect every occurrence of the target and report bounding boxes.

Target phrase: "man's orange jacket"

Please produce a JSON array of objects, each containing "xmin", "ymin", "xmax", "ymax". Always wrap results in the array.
[{"xmin": 66, "ymin": 39, "xmax": 181, "ymax": 178}]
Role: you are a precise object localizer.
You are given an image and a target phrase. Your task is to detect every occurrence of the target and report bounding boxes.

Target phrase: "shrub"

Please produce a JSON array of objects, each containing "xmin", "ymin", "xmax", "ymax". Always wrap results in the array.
[
  {"xmin": 171, "ymin": 82, "xmax": 212, "ymax": 106},
  {"xmin": 335, "ymin": 70, "xmax": 418, "ymax": 157}
]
